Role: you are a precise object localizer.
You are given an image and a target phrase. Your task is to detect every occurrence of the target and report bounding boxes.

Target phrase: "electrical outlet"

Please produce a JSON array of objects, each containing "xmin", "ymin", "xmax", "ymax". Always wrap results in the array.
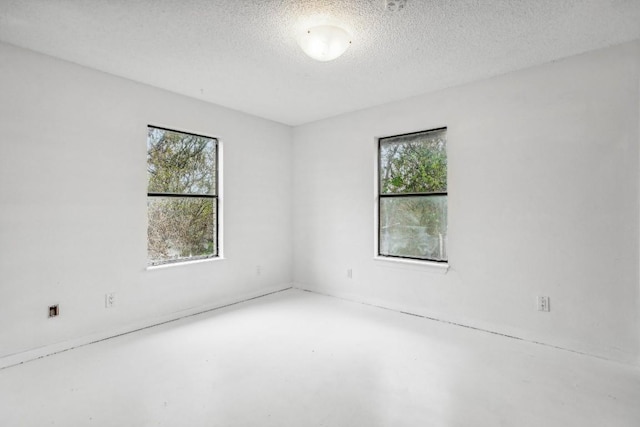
[
  {"xmin": 105, "ymin": 293, "xmax": 116, "ymax": 308},
  {"xmin": 537, "ymin": 296, "xmax": 550, "ymax": 312},
  {"xmin": 48, "ymin": 304, "xmax": 59, "ymax": 318},
  {"xmin": 256, "ymin": 265, "xmax": 261, "ymax": 276},
  {"xmin": 347, "ymin": 268, "xmax": 353, "ymax": 279}
]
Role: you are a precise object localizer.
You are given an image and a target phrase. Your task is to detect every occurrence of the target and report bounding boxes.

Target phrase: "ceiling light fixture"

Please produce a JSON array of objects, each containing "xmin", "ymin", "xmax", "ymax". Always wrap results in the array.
[{"xmin": 298, "ymin": 25, "xmax": 351, "ymax": 62}]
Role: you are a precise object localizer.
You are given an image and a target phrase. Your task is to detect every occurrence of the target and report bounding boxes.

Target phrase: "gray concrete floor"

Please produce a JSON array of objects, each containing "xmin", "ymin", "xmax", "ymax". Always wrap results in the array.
[{"xmin": 1, "ymin": 289, "xmax": 639, "ymax": 426}]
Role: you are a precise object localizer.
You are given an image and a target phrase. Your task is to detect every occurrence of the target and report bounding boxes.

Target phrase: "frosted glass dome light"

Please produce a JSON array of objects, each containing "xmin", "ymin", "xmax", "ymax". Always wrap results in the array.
[{"xmin": 298, "ymin": 25, "xmax": 351, "ymax": 62}]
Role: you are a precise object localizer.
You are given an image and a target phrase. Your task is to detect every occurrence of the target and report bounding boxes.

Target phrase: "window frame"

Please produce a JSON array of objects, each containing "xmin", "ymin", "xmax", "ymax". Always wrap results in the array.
[
  {"xmin": 146, "ymin": 125, "xmax": 220, "ymax": 267},
  {"xmin": 377, "ymin": 127, "xmax": 448, "ymax": 263}
]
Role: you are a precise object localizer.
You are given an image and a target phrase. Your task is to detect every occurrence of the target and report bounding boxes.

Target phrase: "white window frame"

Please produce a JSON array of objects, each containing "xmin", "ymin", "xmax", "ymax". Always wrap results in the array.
[
  {"xmin": 146, "ymin": 125, "xmax": 223, "ymax": 268},
  {"xmin": 374, "ymin": 128, "xmax": 449, "ymax": 272}
]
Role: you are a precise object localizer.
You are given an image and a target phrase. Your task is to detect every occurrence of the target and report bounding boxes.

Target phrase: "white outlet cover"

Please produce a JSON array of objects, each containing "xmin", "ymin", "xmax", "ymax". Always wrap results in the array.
[
  {"xmin": 105, "ymin": 293, "xmax": 116, "ymax": 308},
  {"xmin": 537, "ymin": 296, "xmax": 550, "ymax": 312}
]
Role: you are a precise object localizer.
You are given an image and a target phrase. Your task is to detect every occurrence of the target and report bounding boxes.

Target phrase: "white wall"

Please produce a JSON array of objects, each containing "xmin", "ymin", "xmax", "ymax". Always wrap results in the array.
[
  {"xmin": 292, "ymin": 41, "xmax": 640, "ymax": 364},
  {"xmin": 0, "ymin": 42, "xmax": 293, "ymax": 361},
  {"xmin": 2, "ymin": 39, "xmax": 639, "ymax": 367}
]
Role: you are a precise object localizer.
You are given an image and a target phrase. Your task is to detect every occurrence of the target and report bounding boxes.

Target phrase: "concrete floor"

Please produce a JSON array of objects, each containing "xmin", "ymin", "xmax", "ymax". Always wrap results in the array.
[{"xmin": 1, "ymin": 289, "xmax": 639, "ymax": 426}]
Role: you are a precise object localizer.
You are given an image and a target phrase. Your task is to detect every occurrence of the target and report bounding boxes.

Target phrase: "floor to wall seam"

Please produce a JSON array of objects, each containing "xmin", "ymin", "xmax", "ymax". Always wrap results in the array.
[
  {"xmin": 1, "ymin": 286, "xmax": 293, "ymax": 371},
  {"xmin": 295, "ymin": 287, "xmax": 622, "ymax": 366},
  {"xmin": 5, "ymin": 285, "xmax": 631, "ymax": 370}
]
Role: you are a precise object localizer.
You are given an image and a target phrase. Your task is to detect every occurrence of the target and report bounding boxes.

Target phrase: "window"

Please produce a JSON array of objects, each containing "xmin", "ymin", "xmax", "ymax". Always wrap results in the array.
[
  {"xmin": 378, "ymin": 128, "xmax": 447, "ymax": 262},
  {"xmin": 147, "ymin": 126, "xmax": 218, "ymax": 266}
]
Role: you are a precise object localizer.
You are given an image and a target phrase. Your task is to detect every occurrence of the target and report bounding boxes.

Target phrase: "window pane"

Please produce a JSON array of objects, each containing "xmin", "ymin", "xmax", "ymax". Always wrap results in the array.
[
  {"xmin": 147, "ymin": 197, "xmax": 216, "ymax": 265},
  {"xmin": 379, "ymin": 195, "xmax": 447, "ymax": 261},
  {"xmin": 147, "ymin": 127, "xmax": 216, "ymax": 195},
  {"xmin": 380, "ymin": 129, "xmax": 446, "ymax": 194}
]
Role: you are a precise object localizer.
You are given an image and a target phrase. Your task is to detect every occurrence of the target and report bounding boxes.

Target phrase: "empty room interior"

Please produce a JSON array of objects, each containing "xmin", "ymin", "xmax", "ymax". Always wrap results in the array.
[{"xmin": 1, "ymin": 1, "xmax": 640, "ymax": 426}]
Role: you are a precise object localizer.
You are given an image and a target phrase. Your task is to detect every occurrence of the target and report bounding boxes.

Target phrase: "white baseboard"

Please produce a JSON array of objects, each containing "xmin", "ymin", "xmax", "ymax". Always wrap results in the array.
[{"xmin": 1, "ymin": 285, "xmax": 293, "ymax": 370}]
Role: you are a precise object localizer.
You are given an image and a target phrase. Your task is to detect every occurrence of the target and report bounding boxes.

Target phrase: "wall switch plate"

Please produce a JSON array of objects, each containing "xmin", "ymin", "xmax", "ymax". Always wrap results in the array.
[
  {"xmin": 347, "ymin": 268, "xmax": 353, "ymax": 279},
  {"xmin": 105, "ymin": 293, "xmax": 115, "ymax": 308},
  {"xmin": 537, "ymin": 296, "xmax": 550, "ymax": 312},
  {"xmin": 256, "ymin": 265, "xmax": 261, "ymax": 275}
]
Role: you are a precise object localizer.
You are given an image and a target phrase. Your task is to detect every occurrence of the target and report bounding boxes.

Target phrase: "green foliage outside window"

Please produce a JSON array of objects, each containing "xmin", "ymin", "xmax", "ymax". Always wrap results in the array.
[
  {"xmin": 379, "ymin": 129, "xmax": 447, "ymax": 261},
  {"xmin": 147, "ymin": 127, "xmax": 217, "ymax": 265}
]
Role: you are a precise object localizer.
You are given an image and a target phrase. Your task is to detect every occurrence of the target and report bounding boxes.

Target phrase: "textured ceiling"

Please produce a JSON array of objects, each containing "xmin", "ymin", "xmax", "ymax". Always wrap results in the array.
[{"xmin": 1, "ymin": 0, "xmax": 639, "ymax": 126}]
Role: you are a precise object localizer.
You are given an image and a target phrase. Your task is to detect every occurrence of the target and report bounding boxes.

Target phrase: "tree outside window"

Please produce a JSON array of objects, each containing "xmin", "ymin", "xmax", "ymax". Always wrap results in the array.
[
  {"xmin": 379, "ymin": 128, "xmax": 447, "ymax": 262},
  {"xmin": 147, "ymin": 126, "xmax": 218, "ymax": 266}
]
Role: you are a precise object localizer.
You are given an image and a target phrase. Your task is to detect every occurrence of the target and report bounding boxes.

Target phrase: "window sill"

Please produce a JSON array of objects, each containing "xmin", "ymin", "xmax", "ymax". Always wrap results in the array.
[
  {"xmin": 146, "ymin": 256, "xmax": 224, "ymax": 271},
  {"xmin": 373, "ymin": 256, "xmax": 449, "ymax": 274}
]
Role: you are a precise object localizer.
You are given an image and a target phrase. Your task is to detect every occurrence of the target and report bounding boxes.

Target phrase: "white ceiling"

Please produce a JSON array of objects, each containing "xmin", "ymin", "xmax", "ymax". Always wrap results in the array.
[{"xmin": 1, "ymin": 0, "xmax": 639, "ymax": 126}]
